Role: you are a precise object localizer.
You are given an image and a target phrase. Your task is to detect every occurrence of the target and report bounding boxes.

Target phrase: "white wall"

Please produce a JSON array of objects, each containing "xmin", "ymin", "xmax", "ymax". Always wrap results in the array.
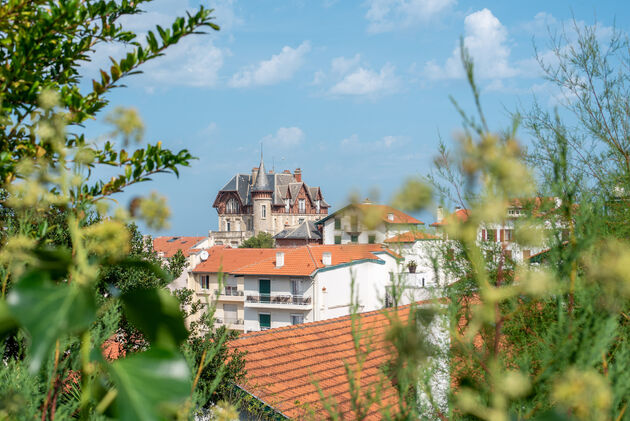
[{"xmin": 314, "ymin": 253, "xmax": 398, "ymax": 320}]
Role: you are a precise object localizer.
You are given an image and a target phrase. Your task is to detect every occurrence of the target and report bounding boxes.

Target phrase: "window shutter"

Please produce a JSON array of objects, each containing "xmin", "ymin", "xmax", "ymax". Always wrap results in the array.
[{"xmin": 500, "ymin": 229, "xmax": 505, "ymax": 242}]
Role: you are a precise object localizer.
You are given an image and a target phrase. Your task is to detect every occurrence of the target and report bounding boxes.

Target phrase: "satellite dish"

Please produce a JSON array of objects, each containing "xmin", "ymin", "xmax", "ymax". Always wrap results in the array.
[{"xmin": 199, "ymin": 250, "xmax": 209, "ymax": 261}]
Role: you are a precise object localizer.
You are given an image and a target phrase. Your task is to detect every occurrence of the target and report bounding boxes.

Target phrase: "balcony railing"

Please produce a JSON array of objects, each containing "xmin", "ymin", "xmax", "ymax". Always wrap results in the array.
[
  {"xmin": 214, "ymin": 288, "xmax": 244, "ymax": 296},
  {"xmin": 246, "ymin": 294, "xmax": 312, "ymax": 305},
  {"xmin": 215, "ymin": 318, "xmax": 244, "ymax": 325}
]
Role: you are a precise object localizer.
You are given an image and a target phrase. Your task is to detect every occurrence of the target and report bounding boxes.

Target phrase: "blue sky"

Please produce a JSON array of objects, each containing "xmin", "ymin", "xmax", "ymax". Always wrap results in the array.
[{"xmin": 79, "ymin": 0, "xmax": 629, "ymax": 236}]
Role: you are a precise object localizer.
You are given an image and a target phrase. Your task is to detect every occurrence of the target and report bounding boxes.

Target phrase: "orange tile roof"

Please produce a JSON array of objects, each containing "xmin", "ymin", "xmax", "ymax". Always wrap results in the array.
[
  {"xmin": 355, "ymin": 203, "xmax": 424, "ymax": 225},
  {"xmin": 193, "ymin": 244, "xmax": 398, "ymax": 276},
  {"xmin": 384, "ymin": 231, "xmax": 440, "ymax": 243},
  {"xmin": 229, "ymin": 304, "xmax": 429, "ymax": 420},
  {"xmin": 430, "ymin": 208, "xmax": 470, "ymax": 227},
  {"xmin": 152, "ymin": 236, "xmax": 206, "ymax": 257}
]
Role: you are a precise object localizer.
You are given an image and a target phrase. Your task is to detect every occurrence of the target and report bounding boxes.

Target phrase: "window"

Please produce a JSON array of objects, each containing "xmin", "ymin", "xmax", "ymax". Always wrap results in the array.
[
  {"xmin": 261, "ymin": 204, "xmax": 266, "ymax": 218},
  {"xmin": 291, "ymin": 314, "xmax": 304, "ymax": 325},
  {"xmin": 226, "ymin": 221, "xmax": 231, "ymax": 232},
  {"xmin": 259, "ymin": 313, "xmax": 271, "ymax": 330},
  {"xmin": 247, "ymin": 219, "xmax": 253, "ymax": 230},
  {"xmin": 350, "ymin": 215, "xmax": 359, "ymax": 231},
  {"xmin": 225, "ymin": 285, "xmax": 238, "ymax": 295},
  {"xmin": 504, "ymin": 229, "xmax": 513, "ymax": 242},
  {"xmin": 298, "ymin": 199, "xmax": 305, "ymax": 213},
  {"xmin": 334, "ymin": 218, "xmax": 341, "ymax": 229},
  {"xmin": 224, "ymin": 304, "xmax": 237, "ymax": 323},
  {"xmin": 351, "ymin": 234, "xmax": 358, "ymax": 243},
  {"xmin": 334, "ymin": 235, "xmax": 341, "ymax": 244},
  {"xmin": 298, "ymin": 218, "xmax": 304, "ymax": 224},
  {"xmin": 368, "ymin": 235, "xmax": 376, "ymax": 244},
  {"xmin": 291, "ymin": 279, "xmax": 301, "ymax": 296},
  {"xmin": 226, "ymin": 198, "xmax": 240, "ymax": 214},
  {"xmin": 387, "ymin": 213, "xmax": 394, "ymax": 221},
  {"xmin": 486, "ymin": 229, "xmax": 497, "ymax": 242},
  {"xmin": 259, "ymin": 279, "xmax": 271, "ymax": 303},
  {"xmin": 200, "ymin": 275, "xmax": 210, "ymax": 290},
  {"xmin": 285, "ymin": 198, "xmax": 290, "ymax": 213},
  {"xmin": 316, "ymin": 200, "xmax": 321, "ymax": 213}
]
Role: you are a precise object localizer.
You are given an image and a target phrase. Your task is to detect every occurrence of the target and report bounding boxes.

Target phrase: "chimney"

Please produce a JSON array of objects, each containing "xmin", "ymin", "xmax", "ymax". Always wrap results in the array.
[
  {"xmin": 322, "ymin": 252, "xmax": 332, "ymax": 266},
  {"xmin": 251, "ymin": 167, "xmax": 259, "ymax": 184},
  {"xmin": 294, "ymin": 168, "xmax": 302, "ymax": 182},
  {"xmin": 276, "ymin": 252, "xmax": 284, "ymax": 268},
  {"xmin": 436, "ymin": 206, "xmax": 444, "ymax": 223}
]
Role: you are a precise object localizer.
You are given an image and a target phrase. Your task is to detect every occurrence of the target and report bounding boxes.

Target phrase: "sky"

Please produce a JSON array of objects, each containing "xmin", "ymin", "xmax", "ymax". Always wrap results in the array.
[{"xmin": 78, "ymin": 0, "xmax": 630, "ymax": 236}]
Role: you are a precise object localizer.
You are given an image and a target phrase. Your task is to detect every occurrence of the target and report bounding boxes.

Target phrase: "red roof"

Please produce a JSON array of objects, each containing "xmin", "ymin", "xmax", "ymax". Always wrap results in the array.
[
  {"xmin": 152, "ymin": 236, "xmax": 206, "ymax": 257},
  {"xmin": 384, "ymin": 231, "xmax": 440, "ymax": 243},
  {"xmin": 229, "ymin": 304, "xmax": 430, "ymax": 419},
  {"xmin": 430, "ymin": 208, "xmax": 470, "ymax": 227},
  {"xmin": 355, "ymin": 203, "xmax": 424, "ymax": 225},
  {"xmin": 193, "ymin": 244, "xmax": 397, "ymax": 276}
]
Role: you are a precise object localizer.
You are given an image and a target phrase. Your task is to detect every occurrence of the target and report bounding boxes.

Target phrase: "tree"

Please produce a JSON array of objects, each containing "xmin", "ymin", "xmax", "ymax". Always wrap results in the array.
[
  {"xmin": 0, "ymin": 1, "xmax": 243, "ymax": 419},
  {"xmin": 240, "ymin": 232, "xmax": 275, "ymax": 248}
]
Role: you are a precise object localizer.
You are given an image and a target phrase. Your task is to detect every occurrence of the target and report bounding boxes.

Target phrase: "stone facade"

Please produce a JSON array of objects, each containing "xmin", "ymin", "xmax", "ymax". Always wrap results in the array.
[{"xmin": 210, "ymin": 157, "xmax": 330, "ymax": 245}]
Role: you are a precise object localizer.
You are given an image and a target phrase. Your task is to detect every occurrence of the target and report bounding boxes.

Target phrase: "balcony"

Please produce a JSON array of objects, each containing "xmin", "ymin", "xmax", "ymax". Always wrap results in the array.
[
  {"xmin": 214, "ymin": 287, "xmax": 245, "ymax": 302},
  {"xmin": 215, "ymin": 318, "xmax": 245, "ymax": 330},
  {"xmin": 245, "ymin": 294, "xmax": 312, "ymax": 310}
]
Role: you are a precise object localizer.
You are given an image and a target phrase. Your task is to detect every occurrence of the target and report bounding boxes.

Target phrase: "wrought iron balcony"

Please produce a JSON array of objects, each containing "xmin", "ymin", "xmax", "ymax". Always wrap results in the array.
[
  {"xmin": 214, "ymin": 288, "xmax": 244, "ymax": 297},
  {"xmin": 246, "ymin": 294, "xmax": 311, "ymax": 306},
  {"xmin": 215, "ymin": 318, "xmax": 244, "ymax": 325}
]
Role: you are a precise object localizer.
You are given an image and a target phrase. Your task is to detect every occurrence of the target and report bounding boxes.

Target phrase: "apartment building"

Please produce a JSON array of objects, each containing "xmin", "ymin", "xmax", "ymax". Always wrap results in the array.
[{"xmin": 191, "ymin": 244, "xmax": 400, "ymax": 332}]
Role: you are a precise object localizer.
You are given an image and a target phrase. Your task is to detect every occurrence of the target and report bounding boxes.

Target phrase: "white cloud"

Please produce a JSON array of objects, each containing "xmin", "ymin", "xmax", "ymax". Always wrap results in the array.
[
  {"xmin": 229, "ymin": 42, "xmax": 311, "ymax": 88},
  {"xmin": 143, "ymin": 37, "xmax": 225, "ymax": 88},
  {"xmin": 331, "ymin": 54, "xmax": 361, "ymax": 75},
  {"xmin": 80, "ymin": 2, "xmax": 228, "ymax": 88},
  {"xmin": 330, "ymin": 63, "xmax": 399, "ymax": 96},
  {"xmin": 424, "ymin": 8, "xmax": 517, "ymax": 80},
  {"xmin": 262, "ymin": 127, "xmax": 305, "ymax": 147},
  {"xmin": 341, "ymin": 134, "xmax": 405, "ymax": 150},
  {"xmin": 365, "ymin": 0, "xmax": 456, "ymax": 33},
  {"xmin": 209, "ymin": 0, "xmax": 243, "ymax": 31}
]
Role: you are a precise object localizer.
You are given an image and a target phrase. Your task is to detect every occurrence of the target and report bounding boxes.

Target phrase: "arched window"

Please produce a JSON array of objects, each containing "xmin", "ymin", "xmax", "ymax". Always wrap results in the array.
[{"xmin": 226, "ymin": 198, "xmax": 240, "ymax": 214}]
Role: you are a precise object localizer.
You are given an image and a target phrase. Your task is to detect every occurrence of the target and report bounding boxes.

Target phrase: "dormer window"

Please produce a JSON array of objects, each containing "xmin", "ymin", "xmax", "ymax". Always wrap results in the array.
[
  {"xmin": 285, "ymin": 198, "xmax": 290, "ymax": 213},
  {"xmin": 316, "ymin": 200, "xmax": 321, "ymax": 213},
  {"xmin": 387, "ymin": 213, "xmax": 394, "ymax": 221},
  {"xmin": 299, "ymin": 199, "xmax": 305, "ymax": 213},
  {"xmin": 226, "ymin": 198, "xmax": 240, "ymax": 214}
]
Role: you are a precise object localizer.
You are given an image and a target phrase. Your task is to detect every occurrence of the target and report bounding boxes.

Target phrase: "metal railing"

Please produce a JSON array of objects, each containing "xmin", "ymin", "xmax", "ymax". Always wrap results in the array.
[
  {"xmin": 246, "ymin": 294, "xmax": 311, "ymax": 305},
  {"xmin": 215, "ymin": 318, "xmax": 244, "ymax": 325},
  {"xmin": 214, "ymin": 288, "xmax": 244, "ymax": 297}
]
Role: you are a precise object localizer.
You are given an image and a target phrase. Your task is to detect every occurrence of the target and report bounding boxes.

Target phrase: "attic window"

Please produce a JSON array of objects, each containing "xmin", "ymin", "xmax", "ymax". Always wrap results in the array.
[
  {"xmin": 167, "ymin": 237, "xmax": 179, "ymax": 242},
  {"xmin": 387, "ymin": 213, "xmax": 394, "ymax": 221}
]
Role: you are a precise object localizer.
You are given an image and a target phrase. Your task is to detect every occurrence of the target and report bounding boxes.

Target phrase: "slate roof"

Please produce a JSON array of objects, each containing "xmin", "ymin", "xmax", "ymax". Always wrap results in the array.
[
  {"xmin": 274, "ymin": 220, "xmax": 322, "ymax": 241},
  {"xmin": 214, "ymin": 167, "xmax": 330, "ymax": 208},
  {"xmin": 228, "ymin": 304, "xmax": 421, "ymax": 420},
  {"xmin": 152, "ymin": 236, "xmax": 206, "ymax": 257}
]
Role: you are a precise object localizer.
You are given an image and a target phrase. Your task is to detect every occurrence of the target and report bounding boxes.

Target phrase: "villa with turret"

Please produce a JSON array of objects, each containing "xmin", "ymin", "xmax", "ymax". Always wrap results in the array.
[{"xmin": 208, "ymin": 156, "xmax": 330, "ymax": 247}]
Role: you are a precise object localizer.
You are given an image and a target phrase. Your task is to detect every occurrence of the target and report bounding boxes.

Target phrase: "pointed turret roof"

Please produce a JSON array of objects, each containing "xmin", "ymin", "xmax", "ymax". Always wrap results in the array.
[{"xmin": 252, "ymin": 154, "xmax": 272, "ymax": 192}]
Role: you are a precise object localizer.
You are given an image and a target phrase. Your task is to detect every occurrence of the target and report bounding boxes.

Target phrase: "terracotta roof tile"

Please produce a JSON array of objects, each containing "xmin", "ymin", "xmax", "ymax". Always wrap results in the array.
[
  {"xmin": 355, "ymin": 204, "xmax": 424, "ymax": 225},
  {"xmin": 193, "ymin": 244, "xmax": 398, "ymax": 276},
  {"xmin": 384, "ymin": 231, "xmax": 440, "ymax": 243},
  {"xmin": 430, "ymin": 208, "xmax": 470, "ymax": 227},
  {"xmin": 152, "ymin": 236, "xmax": 206, "ymax": 257},
  {"xmin": 229, "ymin": 304, "xmax": 431, "ymax": 420}
]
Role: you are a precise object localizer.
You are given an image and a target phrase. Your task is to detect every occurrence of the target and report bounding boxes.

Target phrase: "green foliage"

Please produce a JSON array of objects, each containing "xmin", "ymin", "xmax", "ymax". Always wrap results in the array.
[
  {"xmin": 0, "ymin": 1, "xmax": 245, "ymax": 419},
  {"xmin": 239, "ymin": 232, "xmax": 275, "ymax": 248}
]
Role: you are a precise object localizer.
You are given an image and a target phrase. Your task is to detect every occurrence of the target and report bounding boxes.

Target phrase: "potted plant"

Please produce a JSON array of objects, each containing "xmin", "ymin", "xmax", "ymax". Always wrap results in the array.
[{"xmin": 407, "ymin": 260, "xmax": 417, "ymax": 273}]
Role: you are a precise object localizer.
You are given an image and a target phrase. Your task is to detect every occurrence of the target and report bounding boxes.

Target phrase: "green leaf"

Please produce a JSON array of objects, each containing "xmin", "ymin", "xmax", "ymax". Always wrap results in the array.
[
  {"xmin": 7, "ymin": 271, "xmax": 96, "ymax": 372},
  {"xmin": 107, "ymin": 348, "xmax": 191, "ymax": 421},
  {"xmin": 121, "ymin": 287, "xmax": 188, "ymax": 350},
  {"xmin": 0, "ymin": 300, "xmax": 18, "ymax": 338}
]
